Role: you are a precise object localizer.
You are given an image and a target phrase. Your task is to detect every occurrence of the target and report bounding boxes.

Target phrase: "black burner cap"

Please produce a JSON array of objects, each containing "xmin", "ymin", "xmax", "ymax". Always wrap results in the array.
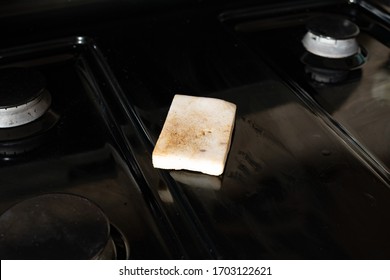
[
  {"xmin": 0, "ymin": 67, "xmax": 46, "ymax": 108},
  {"xmin": 307, "ymin": 15, "xmax": 360, "ymax": 39},
  {"xmin": 0, "ymin": 194, "xmax": 111, "ymax": 259}
]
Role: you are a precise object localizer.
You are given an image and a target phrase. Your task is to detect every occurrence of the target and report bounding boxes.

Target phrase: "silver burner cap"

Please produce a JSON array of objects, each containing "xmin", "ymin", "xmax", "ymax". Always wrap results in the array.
[
  {"xmin": 302, "ymin": 31, "xmax": 360, "ymax": 58},
  {"xmin": 0, "ymin": 68, "xmax": 51, "ymax": 128},
  {"xmin": 0, "ymin": 89, "xmax": 51, "ymax": 128},
  {"xmin": 302, "ymin": 15, "xmax": 361, "ymax": 59}
]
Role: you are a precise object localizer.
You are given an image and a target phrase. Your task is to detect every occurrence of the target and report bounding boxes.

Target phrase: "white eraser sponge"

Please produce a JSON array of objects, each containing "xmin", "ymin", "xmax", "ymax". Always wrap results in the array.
[{"xmin": 152, "ymin": 94, "xmax": 236, "ymax": 176}]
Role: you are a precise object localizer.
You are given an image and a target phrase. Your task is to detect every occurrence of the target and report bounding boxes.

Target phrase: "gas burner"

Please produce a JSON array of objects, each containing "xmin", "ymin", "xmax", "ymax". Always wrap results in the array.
[
  {"xmin": 301, "ymin": 15, "xmax": 367, "ymax": 83},
  {"xmin": 0, "ymin": 68, "xmax": 51, "ymax": 128},
  {"xmin": 0, "ymin": 193, "xmax": 129, "ymax": 259},
  {"xmin": 302, "ymin": 15, "xmax": 360, "ymax": 59},
  {"xmin": 0, "ymin": 68, "xmax": 59, "ymax": 156}
]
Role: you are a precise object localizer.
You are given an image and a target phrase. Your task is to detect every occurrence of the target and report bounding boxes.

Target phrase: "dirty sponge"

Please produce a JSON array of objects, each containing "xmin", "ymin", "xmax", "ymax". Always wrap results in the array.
[{"xmin": 152, "ymin": 94, "xmax": 236, "ymax": 176}]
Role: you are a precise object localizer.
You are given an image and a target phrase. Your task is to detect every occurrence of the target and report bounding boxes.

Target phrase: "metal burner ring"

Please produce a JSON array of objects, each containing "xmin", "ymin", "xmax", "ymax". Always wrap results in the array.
[
  {"xmin": 0, "ymin": 89, "xmax": 51, "ymax": 128},
  {"xmin": 302, "ymin": 30, "xmax": 360, "ymax": 58}
]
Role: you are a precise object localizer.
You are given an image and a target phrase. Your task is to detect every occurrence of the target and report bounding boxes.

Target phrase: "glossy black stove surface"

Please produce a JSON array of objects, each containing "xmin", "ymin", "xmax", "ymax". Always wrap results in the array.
[
  {"xmin": 226, "ymin": 4, "xmax": 390, "ymax": 176},
  {"xmin": 1, "ymin": 0, "xmax": 390, "ymax": 260},
  {"xmin": 102, "ymin": 1, "xmax": 390, "ymax": 259},
  {"xmin": 0, "ymin": 39, "xmax": 186, "ymax": 259}
]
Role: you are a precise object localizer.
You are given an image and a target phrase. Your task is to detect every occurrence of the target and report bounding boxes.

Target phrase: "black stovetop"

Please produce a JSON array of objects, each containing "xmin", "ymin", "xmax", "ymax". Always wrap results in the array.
[
  {"xmin": 1, "ymin": 0, "xmax": 390, "ymax": 259},
  {"xmin": 0, "ymin": 38, "xmax": 190, "ymax": 259}
]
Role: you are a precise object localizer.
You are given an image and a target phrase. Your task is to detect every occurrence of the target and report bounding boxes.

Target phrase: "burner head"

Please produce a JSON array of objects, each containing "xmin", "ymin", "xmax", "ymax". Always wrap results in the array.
[
  {"xmin": 0, "ymin": 68, "xmax": 51, "ymax": 128},
  {"xmin": 0, "ymin": 194, "xmax": 115, "ymax": 259},
  {"xmin": 301, "ymin": 15, "xmax": 367, "ymax": 83},
  {"xmin": 302, "ymin": 15, "xmax": 361, "ymax": 59},
  {"xmin": 0, "ymin": 67, "xmax": 59, "ymax": 156},
  {"xmin": 307, "ymin": 15, "xmax": 359, "ymax": 40}
]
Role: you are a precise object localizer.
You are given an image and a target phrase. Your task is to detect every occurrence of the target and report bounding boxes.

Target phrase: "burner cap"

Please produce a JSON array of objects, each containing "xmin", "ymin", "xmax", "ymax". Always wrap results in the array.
[
  {"xmin": 307, "ymin": 15, "xmax": 359, "ymax": 40},
  {"xmin": 0, "ymin": 194, "xmax": 113, "ymax": 259},
  {"xmin": 301, "ymin": 15, "xmax": 367, "ymax": 83},
  {"xmin": 0, "ymin": 68, "xmax": 46, "ymax": 107},
  {"xmin": 0, "ymin": 68, "xmax": 51, "ymax": 128},
  {"xmin": 302, "ymin": 15, "xmax": 361, "ymax": 58}
]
